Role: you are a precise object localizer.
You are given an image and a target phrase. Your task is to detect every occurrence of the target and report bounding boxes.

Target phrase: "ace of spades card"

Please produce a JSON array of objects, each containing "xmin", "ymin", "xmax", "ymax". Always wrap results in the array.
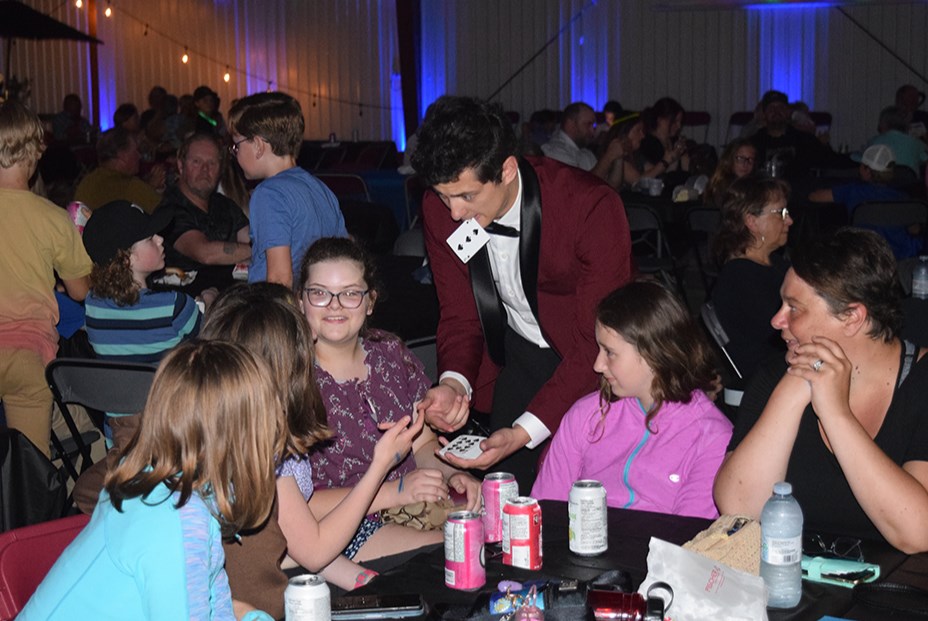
[{"xmin": 445, "ymin": 218, "xmax": 491, "ymax": 263}]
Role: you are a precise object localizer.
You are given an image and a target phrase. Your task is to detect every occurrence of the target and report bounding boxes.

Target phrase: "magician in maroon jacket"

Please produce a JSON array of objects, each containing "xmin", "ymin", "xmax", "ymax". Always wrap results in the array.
[{"xmin": 412, "ymin": 96, "xmax": 633, "ymax": 492}]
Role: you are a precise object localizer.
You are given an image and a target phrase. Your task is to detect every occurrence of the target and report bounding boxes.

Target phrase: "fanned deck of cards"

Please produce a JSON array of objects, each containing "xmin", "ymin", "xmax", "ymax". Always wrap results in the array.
[{"xmin": 446, "ymin": 218, "xmax": 490, "ymax": 263}]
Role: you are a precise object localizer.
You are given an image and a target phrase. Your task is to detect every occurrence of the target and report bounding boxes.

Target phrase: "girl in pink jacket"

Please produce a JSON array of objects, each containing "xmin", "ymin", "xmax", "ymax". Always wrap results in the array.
[{"xmin": 532, "ymin": 281, "xmax": 732, "ymax": 519}]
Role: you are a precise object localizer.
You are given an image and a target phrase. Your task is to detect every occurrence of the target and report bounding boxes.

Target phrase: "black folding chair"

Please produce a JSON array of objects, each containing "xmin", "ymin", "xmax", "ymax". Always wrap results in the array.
[
  {"xmin": 405, "ymin": 335, "xmax": 438, "ymax": 384},
  {"xmin": 851, "ymin": 200, "xmax": 928, "ymax": 229},
  {"xmin": 625, "ymin": 203, "xmax": 688, "ymax": 303},
  {"xmin": 686, "ymin": 206, "xmax": 721, "ymax": 294},
  {"xmin": 45, "ymin": 359, "xmax": 156, "ymax": 484},
  {"xmin": 700, "ymin": 302, "xmax": 743, "ymax": 413}
]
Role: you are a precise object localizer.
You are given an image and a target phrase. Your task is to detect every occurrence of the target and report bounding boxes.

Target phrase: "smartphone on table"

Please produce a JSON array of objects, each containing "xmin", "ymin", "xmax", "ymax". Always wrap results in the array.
[{"xmin": 330, "ymin": 593, "xmax": 426, "ymax": 620}]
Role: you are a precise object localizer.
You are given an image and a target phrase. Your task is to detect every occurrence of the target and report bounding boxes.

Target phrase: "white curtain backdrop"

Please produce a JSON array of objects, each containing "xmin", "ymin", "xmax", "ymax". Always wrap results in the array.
[
  {"xmin": 3, "ymin": 1, "xmax": 926, "ymax": 149},
  {"xmin": 2, "ymin": 0, "xmax": 405, "ymax": 144}
]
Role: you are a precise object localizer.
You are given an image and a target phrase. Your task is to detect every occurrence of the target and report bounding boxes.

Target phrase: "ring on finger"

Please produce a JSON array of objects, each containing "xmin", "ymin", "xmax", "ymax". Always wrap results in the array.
[{"xmin": 812, "ymin": 359, "xmax": 824, "ymax": 372}]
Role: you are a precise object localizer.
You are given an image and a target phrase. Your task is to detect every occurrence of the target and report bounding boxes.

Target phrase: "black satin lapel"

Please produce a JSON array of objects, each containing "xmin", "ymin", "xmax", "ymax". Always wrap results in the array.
[
  {"xmin": 469, "ymin": 245, "xmax": 507, "ymax": 366},
  {"xmin": 518, "ymin": 158, "xmax": 541, "ymax": 321}
]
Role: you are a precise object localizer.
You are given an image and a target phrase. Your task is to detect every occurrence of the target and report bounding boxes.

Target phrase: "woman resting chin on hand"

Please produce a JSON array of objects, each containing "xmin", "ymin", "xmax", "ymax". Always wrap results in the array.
[{"xmin": 714, "ymin": 228, "xmax": 928, "ymax": 553}]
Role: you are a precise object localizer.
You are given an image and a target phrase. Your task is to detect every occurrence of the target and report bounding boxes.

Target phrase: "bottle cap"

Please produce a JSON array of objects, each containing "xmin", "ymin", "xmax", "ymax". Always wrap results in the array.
[{"xmin": 773, "ymin": 481, "xmax": 792, "ymax": 495}]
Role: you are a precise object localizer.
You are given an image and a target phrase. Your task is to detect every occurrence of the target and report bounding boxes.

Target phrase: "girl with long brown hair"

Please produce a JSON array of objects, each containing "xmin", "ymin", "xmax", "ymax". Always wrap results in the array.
[
  {"xmin": 532, "ymin": 281, "xmax": 732, "ymax": 519},
  {"xmin": 22, "ymin": 340, "xmax": 284, "ymax": 619}
]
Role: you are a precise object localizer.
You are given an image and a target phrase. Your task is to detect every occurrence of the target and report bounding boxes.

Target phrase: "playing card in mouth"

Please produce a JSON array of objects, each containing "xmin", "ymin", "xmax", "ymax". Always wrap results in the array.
[{"xmin": 446, "ymin": 218, "xmax": 491, "ymax": 263}]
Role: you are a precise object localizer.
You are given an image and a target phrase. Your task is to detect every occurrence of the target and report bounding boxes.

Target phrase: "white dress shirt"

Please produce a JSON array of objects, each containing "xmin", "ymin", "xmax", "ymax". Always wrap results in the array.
[{"xmin": 440, "ymin": 171, "xmax": 553, "ymax": 447}]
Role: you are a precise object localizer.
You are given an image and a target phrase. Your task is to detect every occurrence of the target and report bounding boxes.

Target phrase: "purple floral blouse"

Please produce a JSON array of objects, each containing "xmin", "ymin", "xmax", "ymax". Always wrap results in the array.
[{"xmin": 310, "ymin": 331, "xmax": 430, "ymax": 491}]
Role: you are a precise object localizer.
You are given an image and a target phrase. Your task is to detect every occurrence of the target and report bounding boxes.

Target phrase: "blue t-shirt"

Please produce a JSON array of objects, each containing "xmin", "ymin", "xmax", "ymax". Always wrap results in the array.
[
  {"xmin": 832, "ymin": 182, "xmax": 908, "ymax": 216},
  {"xmin": 248, "ymin": 167, "xmax": 347, "ymax": 284},
  {"xmin": 20, "ymin": 484, "xmax": 238, "ymax": 621},
  {"xmin": 834, "ymin": 182, "xmax": 919, "ymax": 259}
]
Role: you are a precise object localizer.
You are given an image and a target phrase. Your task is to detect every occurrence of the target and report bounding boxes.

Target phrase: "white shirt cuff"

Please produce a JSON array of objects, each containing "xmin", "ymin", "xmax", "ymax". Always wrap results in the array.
[
  {"xmin": 439, "ymin": 371, "xmax": 472, "ymax": 400},
  {"xmin": 513, "ymin": 412, "xmax": 551, "ymax": 449}
]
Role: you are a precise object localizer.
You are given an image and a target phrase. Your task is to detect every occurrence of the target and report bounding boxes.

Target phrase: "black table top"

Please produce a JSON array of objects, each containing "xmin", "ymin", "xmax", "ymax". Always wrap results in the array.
[{"xmin": 352, "ymin": 500, "xmax": 926, "ymax": 621}]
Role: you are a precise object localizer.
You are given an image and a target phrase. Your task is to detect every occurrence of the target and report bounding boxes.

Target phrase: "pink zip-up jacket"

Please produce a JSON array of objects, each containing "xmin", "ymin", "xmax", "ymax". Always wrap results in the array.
[{"xmin": 531, "ymin": 390, "xmax": 732, "ymax": 519}]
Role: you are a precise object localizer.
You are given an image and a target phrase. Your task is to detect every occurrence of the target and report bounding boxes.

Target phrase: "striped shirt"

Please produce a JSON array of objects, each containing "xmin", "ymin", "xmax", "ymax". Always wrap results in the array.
[{"xmin": 85, "ymin": 289, "xmax": 201, "ymax": 363}]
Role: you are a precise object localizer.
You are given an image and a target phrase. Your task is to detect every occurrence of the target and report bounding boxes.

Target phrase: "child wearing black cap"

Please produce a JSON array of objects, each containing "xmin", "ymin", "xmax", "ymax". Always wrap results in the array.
[
  {"xmin": 81, "ymin": 199, "xmax": 206, "ymax": 365},
  {"xmin": 73, "ymin": 200, "xmax": 207, "ymax": 513}
]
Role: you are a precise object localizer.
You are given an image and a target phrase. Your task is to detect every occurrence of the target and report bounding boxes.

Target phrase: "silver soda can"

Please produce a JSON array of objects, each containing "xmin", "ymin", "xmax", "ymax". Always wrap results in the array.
[
  {"xmin": 284, "ymin": 573, "xmax": 331, "ymax": 621},
  {"xmin": 568, "ymin": 479, "xmax": 608, "ymax": 556},
  {"xmin": 444, "ymin": 510, "xmax": 486, "ymax": 590},
  {"xmin": 481, "ymin": 472, "xmax": 519, "ymax": 543}
]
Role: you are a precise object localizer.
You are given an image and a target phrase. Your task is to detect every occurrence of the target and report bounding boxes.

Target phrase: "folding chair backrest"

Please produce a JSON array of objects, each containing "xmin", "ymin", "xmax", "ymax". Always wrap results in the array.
[
  {"xmin": 46, "ymin": 359, "xmax": 157, "ymax": 416},
  {"xmin": 625, "ymin": 204, "xmax": 667, "ymax": 258},
  {"xmin": 406, "ymin": 336, "xmax": 437, "ymax": 384},
  {"xmin": 316, "ymin": 173, "xmax": 371, "ymax": 203},
  {"xmin": 0, "ymin": 513, "xmax": 89, "ymax": 620},
  {"xmin": 687, "ymin": 207, "xmax": 722, "ymax": 292},
  {"xmin": 682, "ymin": 110, "xmax": 711, "ymax": 143},
  {"xmin": 701, "ymin": 302, "xmax": 742, "ymax": 380},
  {"xmin": 852, "ymin": 200, "xmax": 928, "ymax": 229},
  {"xmin": 687, "ymin": 206, "xmax": 721, "ymax": 234},
  {"xmin": 726, "ymin": 110, "xmax": 754, "ymax": 144}
]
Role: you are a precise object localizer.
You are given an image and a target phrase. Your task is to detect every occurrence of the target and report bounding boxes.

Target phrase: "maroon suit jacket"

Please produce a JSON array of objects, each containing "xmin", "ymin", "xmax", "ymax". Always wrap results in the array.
[{"xmin": 423, "ymin": 156, "xmax": 633, "ymax": 433}]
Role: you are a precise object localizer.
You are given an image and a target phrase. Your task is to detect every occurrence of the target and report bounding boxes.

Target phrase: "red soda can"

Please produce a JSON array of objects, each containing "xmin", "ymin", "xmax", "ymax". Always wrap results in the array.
[
  {"xmin": 482, "ymin": 472, "xmax": 519, "ymax": 543},
  {"xmin": 444, "ymin": 510, "xmax": 486, "ymax": 590},
  {"xmin": 502, "ymin": 496, "xmax": 543, "ymax": 570}
]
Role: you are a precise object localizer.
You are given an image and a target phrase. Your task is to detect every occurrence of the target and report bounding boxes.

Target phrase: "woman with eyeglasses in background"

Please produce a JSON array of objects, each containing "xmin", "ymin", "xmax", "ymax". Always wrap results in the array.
[
  {"xmin": 710, "ymin": 176, "xmax": 792, "ymax": 382},
  {"xmin": 715, "ymin": 229, "xmax": 928, "ymax": 553},
  {"xmin": 297, "ymin": 237, "xmax": 482, "ymax": 566},
  {"xmin": 703, "ymin": 138, "xmax": 758, "ymax": 208}
]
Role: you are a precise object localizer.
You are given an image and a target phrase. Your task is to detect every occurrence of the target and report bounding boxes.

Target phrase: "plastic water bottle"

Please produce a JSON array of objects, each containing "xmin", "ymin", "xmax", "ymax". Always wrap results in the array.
[
  {"xmin": 760, "ymin": 481, "xmax": 803, "ymax": 608},
  {"xmin": 913, "ymin": 257, "xmax": 928, "ymax": 300}
]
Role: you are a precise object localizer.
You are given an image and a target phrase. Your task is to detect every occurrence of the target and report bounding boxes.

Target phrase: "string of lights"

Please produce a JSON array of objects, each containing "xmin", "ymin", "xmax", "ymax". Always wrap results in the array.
[{"xmin": 59, "ymin": 0, "xmax": 399, "ymax": 112}]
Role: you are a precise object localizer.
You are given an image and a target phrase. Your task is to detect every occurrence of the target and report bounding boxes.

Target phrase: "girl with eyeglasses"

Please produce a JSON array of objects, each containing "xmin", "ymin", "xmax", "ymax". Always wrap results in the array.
[
  {"xmin": 710, "ymin": 176, "xmax": 793, "ymax": 381},
  {"xmin": 703, "ymin": 138, "xmax": 758, "ymax": 207},
  {"xmin": 297, "ymin": 237, "xmax": 482, "ymax": 565}
]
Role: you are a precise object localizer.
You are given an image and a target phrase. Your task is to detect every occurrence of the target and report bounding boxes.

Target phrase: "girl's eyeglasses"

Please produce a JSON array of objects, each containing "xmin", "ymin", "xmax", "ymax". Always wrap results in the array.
[{"xmin": 303, "ymin": 287, "xmax": 370, "ymax": 309}]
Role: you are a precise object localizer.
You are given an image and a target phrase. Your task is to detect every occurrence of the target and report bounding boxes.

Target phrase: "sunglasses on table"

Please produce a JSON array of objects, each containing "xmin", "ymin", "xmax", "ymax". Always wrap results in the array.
[{"xmin": 803, "ymin": 533, "xmax": 864, "ymax": 562}]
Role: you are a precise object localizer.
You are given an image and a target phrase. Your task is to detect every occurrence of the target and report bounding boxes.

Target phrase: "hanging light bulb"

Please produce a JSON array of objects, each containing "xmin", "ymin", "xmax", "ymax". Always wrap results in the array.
[
  {"xmin": 182, "ymin": 48, "xmax": 189, "ymax": 64},
  {"xmin": 104, "ymin": 3, "xmax": 112, "ymax": 17},
  {"xmin": 75, "ymin": 0, "xmax": 83, "ymax": 8},
  {"xmin": 223, "ymin": 68, "xmax": 230, "ymax": 83}
]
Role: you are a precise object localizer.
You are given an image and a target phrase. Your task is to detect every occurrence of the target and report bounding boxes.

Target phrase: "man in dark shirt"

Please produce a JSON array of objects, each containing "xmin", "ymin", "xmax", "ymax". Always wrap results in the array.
[
  {"xmin": 157, "ymin": 133, "xmax": 250, "ymax": 271},
  {"xmin": 750, "ymin": 90, "xmax": 840, "ymax": 180}
]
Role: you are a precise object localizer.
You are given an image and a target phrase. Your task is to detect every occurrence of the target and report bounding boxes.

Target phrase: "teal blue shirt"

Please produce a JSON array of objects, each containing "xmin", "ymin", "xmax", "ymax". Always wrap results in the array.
[{"xmin": 20, "ymin": 483, "xmax": 236, "ymax": 620}]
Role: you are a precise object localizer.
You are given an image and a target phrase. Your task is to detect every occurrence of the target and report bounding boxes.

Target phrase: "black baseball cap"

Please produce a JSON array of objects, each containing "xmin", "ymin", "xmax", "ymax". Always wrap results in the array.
[
  {"xmin": 82, "ymin": 200, "xmax": 173, "ymax": 264},
  {"xmin": 193, "ymin": 85, "xmax": 218, "ymax": 102}
]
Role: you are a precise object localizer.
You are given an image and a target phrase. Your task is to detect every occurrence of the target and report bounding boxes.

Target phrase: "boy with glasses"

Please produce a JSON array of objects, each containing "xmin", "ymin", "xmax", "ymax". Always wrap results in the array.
[{"xmin": 228, "ymin": 92, "xmax": 346, "ymax": 287}]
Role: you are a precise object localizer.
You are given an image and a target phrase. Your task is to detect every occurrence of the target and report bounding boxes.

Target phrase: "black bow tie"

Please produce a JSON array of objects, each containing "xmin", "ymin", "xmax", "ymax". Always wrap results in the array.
[{"xmin": 484, "ymin": 222, "xmax": 520, "ymax": 237}]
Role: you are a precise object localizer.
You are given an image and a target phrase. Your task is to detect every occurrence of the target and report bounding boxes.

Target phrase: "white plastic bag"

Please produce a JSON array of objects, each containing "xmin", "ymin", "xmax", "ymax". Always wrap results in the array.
[{"xmin": 638, "ymin": 537, "xmax": 768, "ymax": 621}]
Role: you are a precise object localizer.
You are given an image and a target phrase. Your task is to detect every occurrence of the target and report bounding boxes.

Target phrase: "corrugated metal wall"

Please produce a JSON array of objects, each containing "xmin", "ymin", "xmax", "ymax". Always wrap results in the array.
[
  {"xmin": 3, "ymin": 0, "xmax": 402, "ymax": 141},
  {"xmin": 422, "ymin": 0, "xmax": 928, "ymax": 149},
  {"xmin": 3, "ymin": 1, "xmax": 926, "ymax": 148}
]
